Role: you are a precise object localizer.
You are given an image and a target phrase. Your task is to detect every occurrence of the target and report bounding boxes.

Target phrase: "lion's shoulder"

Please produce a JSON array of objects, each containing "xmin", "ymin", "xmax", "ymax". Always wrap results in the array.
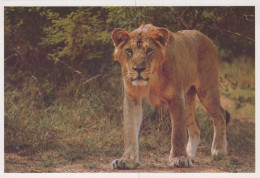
[{"xmin": 175, "ymin": 30, "xmax": 207, "ymax": 40}]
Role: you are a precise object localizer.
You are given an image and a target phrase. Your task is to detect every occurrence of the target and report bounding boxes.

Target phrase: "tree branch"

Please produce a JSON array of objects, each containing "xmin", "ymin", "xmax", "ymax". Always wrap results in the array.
[
  {"xmin": 209, "ymin": 25, "xmax": 255, "ymax": 42},
  {"xmin": 170, "ymin": 7, "xmax": 191, "ymax": 30},
  {"xmin": 171, "ymin": 7, "xmax": 203, "ymax": 30},
  {"xmin": 177, "ymin": 16, "xmax": 191, "ymax": 30}
]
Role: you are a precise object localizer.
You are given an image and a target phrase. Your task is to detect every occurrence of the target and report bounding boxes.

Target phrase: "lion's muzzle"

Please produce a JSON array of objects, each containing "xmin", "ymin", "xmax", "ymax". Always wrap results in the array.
[
  {"xmin": 131, "ymin": 78, "xmax": 149, "ymax": 86},
  {"xmin": 131, "ymin": 74, "xmax": 149, "ymax": 86},
  {"xmin": 130, "ymin": 67, "xmax": 150, "ymax": 86},
  {"xmin": 129, "ymin": 62, "xmax": 150, "ymax": 86},
  {"xmin": 132, "ymin": 66, "xmax": 146, "ymax": 74}
]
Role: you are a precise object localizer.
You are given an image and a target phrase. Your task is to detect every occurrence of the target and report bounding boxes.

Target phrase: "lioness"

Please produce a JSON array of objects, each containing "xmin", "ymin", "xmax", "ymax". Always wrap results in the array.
[{"xmin": 111, "ymin": 24, "xmax": 230, "ymax": 169}]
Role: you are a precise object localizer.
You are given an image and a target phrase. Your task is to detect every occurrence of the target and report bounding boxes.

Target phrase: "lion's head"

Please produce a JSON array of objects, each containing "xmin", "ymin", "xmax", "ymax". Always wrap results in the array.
[{"xmin": 112, "ymin": 24, "xmax": 169, "ymax": 86}]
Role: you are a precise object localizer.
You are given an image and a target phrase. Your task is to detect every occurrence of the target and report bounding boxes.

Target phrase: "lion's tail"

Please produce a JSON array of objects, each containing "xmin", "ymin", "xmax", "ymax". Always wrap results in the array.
[{"xmin": 225, "ymin": 110, "xmax": 230, "ymax": 125}]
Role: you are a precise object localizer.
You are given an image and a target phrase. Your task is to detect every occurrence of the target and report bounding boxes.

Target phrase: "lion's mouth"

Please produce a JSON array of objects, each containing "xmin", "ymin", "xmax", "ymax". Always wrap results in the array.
[
  {"xmin": 131, "ymin": 76, "xmax": 149, "ymax": 86},
  {"xmin": 131, "ymin": 76, "xmax": 149, "ymax": 81}
]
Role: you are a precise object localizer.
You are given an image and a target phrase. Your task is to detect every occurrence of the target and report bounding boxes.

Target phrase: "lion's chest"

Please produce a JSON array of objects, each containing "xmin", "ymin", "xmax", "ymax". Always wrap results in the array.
[{"xmin": 146, "ymin": 88, "xmax": 170, "ymax": 108}]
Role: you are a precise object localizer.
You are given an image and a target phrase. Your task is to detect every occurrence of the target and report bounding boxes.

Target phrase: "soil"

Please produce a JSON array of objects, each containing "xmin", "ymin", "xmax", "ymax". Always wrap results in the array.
[{"xmin": 4, "ymin": 148, "xmax": 255, "ymax": 173}]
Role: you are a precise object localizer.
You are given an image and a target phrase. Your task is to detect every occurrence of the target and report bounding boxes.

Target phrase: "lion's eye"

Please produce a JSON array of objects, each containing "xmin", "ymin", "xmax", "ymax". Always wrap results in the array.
[
  {"xmin": 125, "ymin": 48, "xmax": 133, "ymax": 56},
  {"xmin": 146, "ymin": 48, "xmax": 153, "ymax": 55}
]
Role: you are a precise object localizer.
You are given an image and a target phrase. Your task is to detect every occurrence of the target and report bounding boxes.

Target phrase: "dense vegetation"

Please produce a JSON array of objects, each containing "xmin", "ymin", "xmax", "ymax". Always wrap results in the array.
[
  {"xmin": 5, "ymin": 7, "xmax": 254, "ymax": 73},
  {"xmin": 4, "ymin": 7, "xmax": 255, "ymax": 172}
]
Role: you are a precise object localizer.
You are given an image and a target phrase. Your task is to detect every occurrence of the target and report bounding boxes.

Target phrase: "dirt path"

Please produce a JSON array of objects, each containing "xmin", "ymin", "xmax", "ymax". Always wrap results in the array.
[
  {"xmin": 4, "ymin": 148, "xmax": 254, "ymax": 173},
  {"xmin": 4, "ymin": 152, "xmax": 222, "ymax": 173}
]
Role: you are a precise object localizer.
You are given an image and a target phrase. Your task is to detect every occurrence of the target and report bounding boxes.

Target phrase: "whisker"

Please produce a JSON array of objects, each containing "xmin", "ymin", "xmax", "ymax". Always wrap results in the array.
[{"xmin": 123, "ymin": 72, "xmax": 132, "ymax": 81}]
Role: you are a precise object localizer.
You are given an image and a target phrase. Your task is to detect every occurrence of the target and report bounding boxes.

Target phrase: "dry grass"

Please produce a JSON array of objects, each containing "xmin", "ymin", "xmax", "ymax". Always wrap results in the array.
[{"xmin": 4, "ymin": 57, "xmax": 255, "ymax": 172}]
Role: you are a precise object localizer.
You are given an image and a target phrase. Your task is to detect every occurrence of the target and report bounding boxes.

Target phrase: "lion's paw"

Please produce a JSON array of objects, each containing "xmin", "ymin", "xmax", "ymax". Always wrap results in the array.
[
  {"xmin": 169, "ymin": 156, "xmax": 193, "ymax": 168},
  {"xmin": 111, "ymin": 158, "xmax": 139, "ymax": 170},
  {"xmin": 211, "ymin": 147, "xmax": 227, "ymax": 161}
]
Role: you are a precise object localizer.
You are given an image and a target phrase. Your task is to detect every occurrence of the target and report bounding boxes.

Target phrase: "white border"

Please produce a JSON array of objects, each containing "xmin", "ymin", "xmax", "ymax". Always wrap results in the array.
[
  {"xmin": 136, "ymin": 0, "xmax": 256, "ymax": 6},
  {"xmin": 1, "ymin": 0, "xmax": 259, "ymax": 178},
  {"xmin": 0, "ymin": 2, "xmax": 4, "ymax": 177},
  {"xmin": 255, "ymin": 3, "xmax": 259, "ymax": 178},
  {"xmin": 3, "ymin": 0, "xmax": 136, "ymax": 7},
  {"xmin": 1, "ymin": 0, "xmax": 257, "ymax": 7}
]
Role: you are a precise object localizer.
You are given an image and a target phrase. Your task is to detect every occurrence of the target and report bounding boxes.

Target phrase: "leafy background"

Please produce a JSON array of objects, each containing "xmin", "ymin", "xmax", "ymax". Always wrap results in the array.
[{"xmin": 4, "ymin": 7, "xmax": 255, "ymax": 172}]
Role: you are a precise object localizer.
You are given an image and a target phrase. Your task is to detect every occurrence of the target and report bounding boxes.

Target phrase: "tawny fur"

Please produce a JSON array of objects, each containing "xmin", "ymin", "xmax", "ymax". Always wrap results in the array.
[{"xmin": 111, "ymin": 24, "xmax": 229, "ymax": 169}]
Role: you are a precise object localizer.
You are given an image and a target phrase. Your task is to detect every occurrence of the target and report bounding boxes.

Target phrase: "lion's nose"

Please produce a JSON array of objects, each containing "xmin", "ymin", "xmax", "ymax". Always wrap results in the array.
[{"xmin": 132, "ymin": 66, "xmax": 146, "ymax": 73}]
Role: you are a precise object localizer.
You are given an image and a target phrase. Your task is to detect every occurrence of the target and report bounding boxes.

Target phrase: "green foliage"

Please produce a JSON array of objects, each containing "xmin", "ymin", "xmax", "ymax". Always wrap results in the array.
[
  {"xmin": 40, "ymin": 7, "xmax": 112, "ymax": 62},
  {"xmin": 5, "ymin": 7, "xmax": 255, "ymax": 70}
]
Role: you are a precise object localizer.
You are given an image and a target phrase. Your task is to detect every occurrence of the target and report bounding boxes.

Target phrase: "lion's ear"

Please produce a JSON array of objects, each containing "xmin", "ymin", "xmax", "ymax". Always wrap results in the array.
[
  {"xmin": 151, "ymin": 28, "xmax": 169, "ymax": 46},
  {"xmin": 111, "ymin": 29, "xmax": 130, "ymax": 47}
]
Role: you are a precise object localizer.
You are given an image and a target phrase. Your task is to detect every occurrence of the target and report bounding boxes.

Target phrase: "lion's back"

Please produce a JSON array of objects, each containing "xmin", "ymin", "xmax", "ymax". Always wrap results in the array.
[{"xmin": 165, "ymin": 29, "xmax": 219, "ymax": 89}]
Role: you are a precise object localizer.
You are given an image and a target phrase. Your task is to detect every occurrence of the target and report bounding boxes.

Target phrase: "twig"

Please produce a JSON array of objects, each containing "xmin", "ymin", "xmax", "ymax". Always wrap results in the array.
[
  {"xmin": 210, "ymin": 25, "xmax": 254, "ymax": 42},
  {"xmin": 80, "ymin": 73, "xmax": 112, "ymax": 87},
  {"xmin": 55, "ymin": 57, "xmax": 111, "ymax": 86},
  {"xmin": 59, "ymin": 60, "xmax": 84, "ymax": 77},
  {"xmin": 4, "ymin": 53, "xmax": 17, "ymax": 62},
  {"xmin": 242, "ymin": 14, "xmax": 255, "ymax": 22},
  {"xmin": 81, "ymin": 74, "xmax": 102, "ymax": 85}
]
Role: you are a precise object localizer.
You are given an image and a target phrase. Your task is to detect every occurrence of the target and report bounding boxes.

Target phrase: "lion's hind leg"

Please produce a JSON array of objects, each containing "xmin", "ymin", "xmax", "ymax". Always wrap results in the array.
[
  {"xmin": 196, "ymin": 85, "xmax": 228, "ymax": 160},
  {"xmin": 185, "ymin": 87, "xmax": 200, "ymax": 162}
]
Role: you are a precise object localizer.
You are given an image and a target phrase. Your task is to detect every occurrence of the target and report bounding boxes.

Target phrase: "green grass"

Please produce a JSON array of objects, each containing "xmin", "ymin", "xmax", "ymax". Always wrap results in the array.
[
  {"xmin": 219, "ymin": 56, "xmax": 255, "ymax": 118},
  {"xmin": 4, "ymin": 66, "xmax": 124, "ymax": 157},
  {"xmin": 88, "ymin": 163, "xmax": 98, "ymax": 170}
]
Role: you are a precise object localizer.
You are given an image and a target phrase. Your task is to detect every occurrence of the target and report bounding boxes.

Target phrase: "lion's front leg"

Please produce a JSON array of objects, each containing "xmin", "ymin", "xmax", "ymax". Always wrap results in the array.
[
  {"xmin": 168, "ymin": 94, "xmax": 193, "ymax": 168},
  {"xmin": 111, "ymin": 93, "xmax": 142, "ymax": 170}
]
